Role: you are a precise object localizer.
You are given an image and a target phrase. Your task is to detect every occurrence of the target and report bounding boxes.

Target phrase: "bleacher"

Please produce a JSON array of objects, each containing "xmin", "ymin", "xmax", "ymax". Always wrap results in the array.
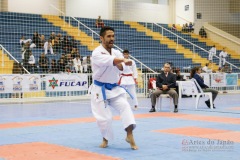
[
  {"xmin": 0, "ymin": 12, "xmax": 91, "ymax": 73},
  {"xmin": 146, "ymin": 23, "xmax": 240, "ymax": 72},
  {"xmin": 63, "ymin": 16, "xmax": 201, "ymax": 70},
  {"xmin": 1, "ymin": 12, "xmax": 238, "ymax": 73}
]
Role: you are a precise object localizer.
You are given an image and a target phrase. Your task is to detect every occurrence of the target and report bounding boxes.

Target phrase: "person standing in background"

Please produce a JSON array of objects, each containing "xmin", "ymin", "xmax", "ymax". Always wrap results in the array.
[
  {"xmin": 219, "ymin": 48, "xmax": 228, "ymax": 69},
  {"xmin": 118, "ymin": 49, "xmax": 139, "ymax": 110},
  {"xmin": 208, "ymin": 45, "xmax": 216, "ymax": 63}
]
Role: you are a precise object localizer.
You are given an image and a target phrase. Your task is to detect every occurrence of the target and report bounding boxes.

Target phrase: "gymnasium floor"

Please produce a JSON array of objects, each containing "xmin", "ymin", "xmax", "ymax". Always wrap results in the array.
[{"xmin": 0, "ymin": 94, "xmax": 239, "ymax": 160}]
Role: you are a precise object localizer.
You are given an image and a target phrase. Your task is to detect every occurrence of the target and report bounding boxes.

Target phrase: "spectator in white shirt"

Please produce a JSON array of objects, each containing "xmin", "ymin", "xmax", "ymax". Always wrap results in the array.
[
  {"xmin": 73, "ymin": 55, "xmax": 82, "ymax": 73},
  {"xmin": 208, "ymin": 45, "xmax": 216, "ymax": 63},
  {"xmin": 219, "ymin": 48, "xmax": 228, "ymax": 69},
  {"xmin": 82, "ymin": 55, "xmax": 92, "ymax": 73},
  {"xmin": 28, "ymin": 51, "xmax": 36, "ymax": 73},
  {"xmin": 202, "ymin": 63, "xmax": 212, "ymax": 73},
  {"xmin": 44, "ymin": 39, "xmax": 54, "ymax": 55}
]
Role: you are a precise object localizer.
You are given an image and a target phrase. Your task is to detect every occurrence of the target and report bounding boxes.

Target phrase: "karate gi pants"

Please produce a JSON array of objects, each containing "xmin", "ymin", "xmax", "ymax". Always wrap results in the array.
[{"xmin": 91, "ymin": 93, "xmax": 136, "ymax": 140}]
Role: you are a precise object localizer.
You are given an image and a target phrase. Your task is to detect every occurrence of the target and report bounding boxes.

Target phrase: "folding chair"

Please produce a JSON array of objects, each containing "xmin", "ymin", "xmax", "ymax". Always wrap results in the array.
[{"xmin": 178, "ymin": 79, "xmax": 213, "ymax": 109}]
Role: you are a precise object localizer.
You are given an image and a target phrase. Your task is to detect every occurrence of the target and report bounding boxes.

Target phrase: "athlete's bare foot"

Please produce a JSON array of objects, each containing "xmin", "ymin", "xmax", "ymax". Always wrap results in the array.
[
  {"xmin": 99, "ymin": 138, "xmax": 108, "ymax": 148},
  {"xmin": 126, "ymin": 135, "xmax": 138, "ymax": 150}
]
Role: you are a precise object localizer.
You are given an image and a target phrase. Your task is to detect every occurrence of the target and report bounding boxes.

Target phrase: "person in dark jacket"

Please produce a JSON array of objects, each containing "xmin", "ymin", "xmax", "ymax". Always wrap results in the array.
[
  {"xmin": 149, "ymin": 63, "xmax": 178, "ymax": 113},
  {"xmin": 190, "ymin": 66, "xmax": 218, "ymax": 108}
]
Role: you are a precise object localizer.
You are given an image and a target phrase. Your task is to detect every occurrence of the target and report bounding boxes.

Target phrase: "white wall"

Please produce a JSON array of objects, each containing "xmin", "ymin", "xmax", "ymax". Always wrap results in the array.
[
  {"xmin": 66, "ymin": 0, "xmax": 111, "ymax": 19},
  {"xmin": 8, "ymin": 0, "xmax": 60, "ymax": 15},
  {"xmin": 175, "ymin": 0, "xmax": 194, "ymax": 25},
  {"xmin": 194, "ymin": 0, "xmax": 239, "ymax": 34},
  {"xmin": 115, "ymin": 1, "xmax": 170, "ymax": 23},
  {"xmin": 6, "ymin": 0, "xmax": 171, "ymax": 24}
]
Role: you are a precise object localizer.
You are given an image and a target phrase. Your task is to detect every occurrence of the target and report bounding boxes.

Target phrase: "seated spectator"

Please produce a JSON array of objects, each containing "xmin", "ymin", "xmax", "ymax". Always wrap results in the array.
[
  {"xmin": 65, "ymin": 66, "xmax": 71, "ymax": 74},
  {"xmin": 221, "ymin": 64, "xmax": 232, "ymax": 73},
  {"xmin": 181, "ymin": 24, "xmax": 187, "ymax": 33},
  {"xmin": 175, "ymin": 69, "xmax": 185, "ymax": 81},
  {"xmin": 62, "ymin": 35, "xmax": 70, "ymax": 53},
  {"xmin": 70, "ymin": 48, "xmax": 78, "ymax": 59},
  {"xmin": 52, "ymin": 37, "xmax": 61, "ymax": 54},
  {"xmin": 57, "ymin": 58, "xmax": 65, "ymax": 73},
  {"xmin": 95, "ymin": 16, "xmax": 104, "ymax": 28},
  {"xmin": 199, "ymin": 26, "xmax": 207, "ymax": 38},
  {"xmin": 171, "ymin": 24, "xmax": 177, "ymax": 31},
  {"xmin": 39, "ymin": 34, "xmax": 45, "ymax": 48},
  {"xmin": 188, "ymin": 22, "xmax": 194, "ymax": 32},
  {"xmin": 190, "ymin": 66, "xmax": 218, "ymax": 108},
  {"xmin": 32, "ymin": 32, "xmax": 41, "ymax": 48},
  {"xmin": 20, "ymin": 36, "xmax": 35, "ymax": 49},
  {"xmin": 149, "ymin": 63, "xmax": 179, "ymax": 113},
  {"xmin": 65, "ymin": 53, "xmax": 73, "ymax": 72},
  {"xmin": 202, "ymin": 63, "xmax": 212, "ymax": 73},
  {"xmin": 48, "ymin": 59, "xmax": 58, "ymax": 73},
  {"xmin": 49, "ymin": 32, "xmax": 56, "ymax": 41},
  {"xmin": 69, "ymin": 36, "xmax": 77, "ymax": 50},
  {"xmin": 20, "ymin": 36, "xmax": 32, "ymax": 47},
  {"xmin": 38, "ymin": 53, "xmax": 49, "ymax": 73},
  {"xmin": 82, "ymin": 55, "xmax": 92, "ymax": 73},
  {"xmin": 44, "ymin": 39, "xmax": 54, "ymax": 55},
  {"xmin": 73, "ymin": 55, "xmax": 82, "ymax": 73}
]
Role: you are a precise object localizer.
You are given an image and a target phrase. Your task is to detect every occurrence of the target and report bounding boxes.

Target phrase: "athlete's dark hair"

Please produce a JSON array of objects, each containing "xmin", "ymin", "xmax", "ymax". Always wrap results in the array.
[
  {"xmin": 100, "ymin": 26, "xmax": 114, "ymax": 37},
  {"xmin": 123, "ymin": 49, "xmax": 129, "ymax": 54}
]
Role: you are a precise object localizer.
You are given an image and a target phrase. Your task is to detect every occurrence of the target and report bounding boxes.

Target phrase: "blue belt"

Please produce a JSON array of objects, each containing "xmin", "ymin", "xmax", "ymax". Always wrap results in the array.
[{"xmin": 94, "ymin": 80, "xmax": 133, "ymax": 101}]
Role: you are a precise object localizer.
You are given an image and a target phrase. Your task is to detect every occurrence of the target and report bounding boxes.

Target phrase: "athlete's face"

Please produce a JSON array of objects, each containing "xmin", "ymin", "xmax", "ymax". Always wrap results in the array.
[
  {"xmin": 123, "ymin": 53, "xmax": 129, "ymax": 59},
  {"xmin": 101, "ymin": 30, "xmax": 115, "ymax": 50}
]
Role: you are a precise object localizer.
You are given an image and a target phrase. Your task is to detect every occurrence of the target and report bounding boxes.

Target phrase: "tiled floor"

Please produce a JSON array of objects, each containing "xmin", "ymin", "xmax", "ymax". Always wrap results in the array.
[{"xmin": 0, "ymin": 94, "xmax": 239, "ymax": 160}]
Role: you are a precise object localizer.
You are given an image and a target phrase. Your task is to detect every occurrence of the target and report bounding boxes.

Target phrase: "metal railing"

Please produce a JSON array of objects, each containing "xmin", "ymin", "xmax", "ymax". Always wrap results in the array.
[
  {"xmin": 49, "ymin": 4, "xmax": 156, "ymax": 73},
  {"xmin": 205, "ymin": 23, "xmax": 240, "ymax": 45},
  {"xmin": 0, "ymin": 73, "xmax": 239, "ymax": 102},
  {"xmin": 0, "ymin": 44, "xmax": 30, "ymax": 74},
  {"xmin": 145, "ymin": 22, "xmax": 240, "ymax": 71}
]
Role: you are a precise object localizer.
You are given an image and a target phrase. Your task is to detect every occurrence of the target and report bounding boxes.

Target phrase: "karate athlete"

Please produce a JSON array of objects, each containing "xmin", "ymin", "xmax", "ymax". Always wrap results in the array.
[
  {"xmin": 118, "ymin": 49, "xmax": 138, "ymax": 110},
  {"xmin": 208, "ymin": 45, "xmax": 216, "ymax": 63},
  {"xmin": 219, "ymin": 48, "xmax": 228, "ymax": 68},
  {"xmin": 90, "ymin": 26, "xmax": 138, "ymax": 150}
]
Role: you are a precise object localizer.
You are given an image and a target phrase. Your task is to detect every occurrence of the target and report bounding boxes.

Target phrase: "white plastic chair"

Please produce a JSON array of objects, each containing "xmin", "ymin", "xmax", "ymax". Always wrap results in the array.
[
  {"xmin": 156, "ymin": 94, "xmax": 173, "ymax": 111},
  {"xmin": 179, "ymin": 79, "xmax": 213, "ymax": 109},
  {"xmin": 151, "ymin": 80, "xmax": 174, "ymax": 111}
]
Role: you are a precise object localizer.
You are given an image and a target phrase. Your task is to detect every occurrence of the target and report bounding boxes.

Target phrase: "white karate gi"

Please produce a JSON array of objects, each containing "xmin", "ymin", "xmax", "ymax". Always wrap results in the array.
[
  {"xmin": 219, "ymin": 51, "xmax": 228, "ymax": 67},
  {"xmin": 118, "ymin": 59, "xmax": 138, "ymax": 107},
  {"xmin": 91, "ymin": 45, "xmax": 136, "ymax": 140},
  {"xmin": 73, "ymin": 58, "xmax": 82, "ymax": 73},
  {"xmin": 28, "ymin": 55, "xmax": 35, "ymax": 65},
  {"xmin": 44, "ymin": 41, "xmax": 54, "ymax": 54},
  {"xmin": 82, "ymin": 56, "xmax": 91, "ymax": 73},
  {"xmin": 208, "ymin": 47, "xmax": 216, "ymax": 61}
]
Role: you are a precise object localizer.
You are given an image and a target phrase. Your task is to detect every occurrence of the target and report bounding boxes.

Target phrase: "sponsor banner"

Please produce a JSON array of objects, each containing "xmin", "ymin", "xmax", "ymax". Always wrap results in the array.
[
  {"xmin": 0, "ymin": 75, "xmax": 12, "ymax": 93},
  {"xmin": 211, "ymin": 73, "xmax": 225, "ymax": 87},
  {"xmin": 225, "ymin": 73, "xmax": 238, "ymax": 86},
  {"xmin": 45, "ymin": 74, "xmax": 88, "ymax": 91},
  {"xmin": 24, "ymin": 74, "xmax": 41, "ymax": 92},
  {"xmin": 0, "ymin": 74, "xmax": 41, "ymax": 93},
  {"xmin": 180, "ymin": 81, "xmax": 197, "ymax": 96}
]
